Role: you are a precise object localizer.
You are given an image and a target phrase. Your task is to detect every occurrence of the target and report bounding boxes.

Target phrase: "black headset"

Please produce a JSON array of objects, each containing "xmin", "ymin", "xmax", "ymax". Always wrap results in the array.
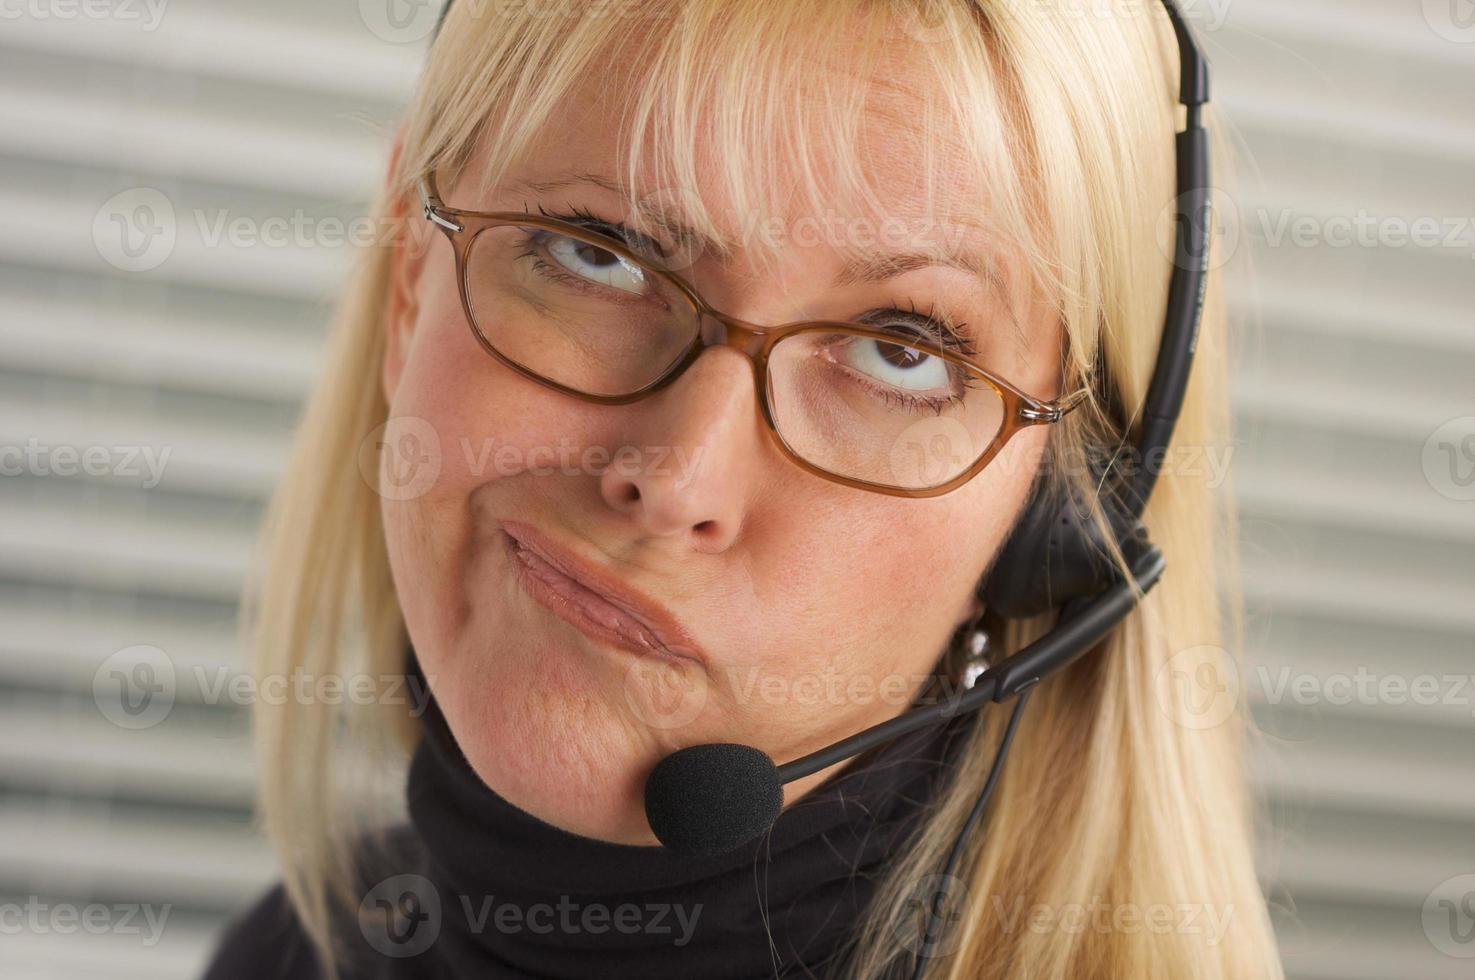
[
  {"xmin": 983, "ymin": 0, "xmax": 1210, "ymax": 622},
  {"xmin": 424, "ymin": 0, "xmax": 1211, "ymax": 970}
]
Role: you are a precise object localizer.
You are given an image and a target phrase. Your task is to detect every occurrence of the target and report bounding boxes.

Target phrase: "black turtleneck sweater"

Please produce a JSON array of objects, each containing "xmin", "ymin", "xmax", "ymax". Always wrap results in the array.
[{"xmin": 203, "ymin": 658, "xmax": 968, "ymax": 980}]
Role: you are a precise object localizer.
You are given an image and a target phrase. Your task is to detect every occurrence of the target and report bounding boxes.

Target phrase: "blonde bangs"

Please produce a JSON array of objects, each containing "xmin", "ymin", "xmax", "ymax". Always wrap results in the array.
[{"xmin": 403, "ymin": 3, "xmax": 1057, "ymax": 323}]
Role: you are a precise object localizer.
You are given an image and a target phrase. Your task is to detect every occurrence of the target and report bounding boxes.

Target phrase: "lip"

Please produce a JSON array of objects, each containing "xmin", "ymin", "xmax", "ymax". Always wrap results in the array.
[{"xmin": 501, "ymin": 520, "xmax": 707, "ymax": 668}]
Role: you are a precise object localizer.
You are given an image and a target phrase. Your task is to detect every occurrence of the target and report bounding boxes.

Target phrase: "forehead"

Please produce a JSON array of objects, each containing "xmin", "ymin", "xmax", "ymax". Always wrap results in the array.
[
  {"xmin": 460, "ymin": 46, "xmax": 1013, "ymax": 279},
  {"xmin": 443, "ymin": 27, "xmax": 1052, "ymax": 373}
]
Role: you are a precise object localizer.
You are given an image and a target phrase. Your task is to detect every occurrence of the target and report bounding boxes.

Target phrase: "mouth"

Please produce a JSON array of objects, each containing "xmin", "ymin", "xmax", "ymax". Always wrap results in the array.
[{"xmin": 501, "ymin": 520, "xmax": 707, "ymax": 668}]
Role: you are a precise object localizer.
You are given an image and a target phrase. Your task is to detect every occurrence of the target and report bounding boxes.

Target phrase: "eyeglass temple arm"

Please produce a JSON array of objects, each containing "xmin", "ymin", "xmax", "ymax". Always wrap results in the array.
[
  {"xmin": 418, "ymin": 175, "xmax": 463, "ymax": 233},
  {"xmin": 1020, "ymin": 385, "xmax": 1091, "ymax": 424}
]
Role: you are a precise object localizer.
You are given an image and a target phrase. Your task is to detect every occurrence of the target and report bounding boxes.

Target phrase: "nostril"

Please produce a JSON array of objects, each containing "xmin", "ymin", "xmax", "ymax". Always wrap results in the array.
[{"xmin": 608, "ymin": 481, "xmax": 640, "ymax": 505}]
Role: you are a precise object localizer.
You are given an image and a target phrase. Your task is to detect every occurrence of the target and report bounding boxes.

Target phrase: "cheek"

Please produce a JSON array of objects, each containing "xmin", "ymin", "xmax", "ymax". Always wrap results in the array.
[
  {"xmin": 392, "ymin": 315, "xmax": 573, "ymax": 492},
  {"xmin": 377, "ymin": 309, "xmax": 600, "ymax": 654},
  {"xmin": 827, "ymin": 427, "xmax": 1043, "ymax": 627},
  {"xmin": 723, "ymin": 432, "xmax": 1041, "ymax": 755},
  {"xmin": 376, "ymin": 308, "xmax": 663, "ymax": 835}
]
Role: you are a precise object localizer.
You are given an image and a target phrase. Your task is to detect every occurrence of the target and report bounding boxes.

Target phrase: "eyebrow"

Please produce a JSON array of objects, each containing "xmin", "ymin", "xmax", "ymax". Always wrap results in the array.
[{"xmin": 505, "ymin": 173, "xmax": 1003, "ymax": 292}]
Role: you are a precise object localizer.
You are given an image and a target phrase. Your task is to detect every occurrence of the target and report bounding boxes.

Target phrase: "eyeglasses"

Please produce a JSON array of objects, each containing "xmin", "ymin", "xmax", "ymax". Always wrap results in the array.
[{"xmin": 416, "ymin": 172, "xmax": 1088, "ymax": 497}]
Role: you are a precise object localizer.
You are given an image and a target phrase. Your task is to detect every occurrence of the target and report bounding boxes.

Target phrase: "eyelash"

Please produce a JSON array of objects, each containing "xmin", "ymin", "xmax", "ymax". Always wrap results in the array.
[{"xmin": 532, "ymin": 203, "xmax": 978, "ymax": 357}]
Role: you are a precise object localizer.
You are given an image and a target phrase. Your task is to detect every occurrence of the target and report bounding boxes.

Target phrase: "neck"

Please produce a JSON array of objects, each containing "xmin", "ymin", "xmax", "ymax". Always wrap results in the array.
[{"xmin": 390, "ymin": 656, "xmax": 968, "ymax": 979}]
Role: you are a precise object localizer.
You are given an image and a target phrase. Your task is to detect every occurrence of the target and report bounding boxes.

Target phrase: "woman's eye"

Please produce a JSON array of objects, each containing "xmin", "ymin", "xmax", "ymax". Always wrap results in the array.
[
  {"xmin": 838, "ymin": 337, "xmax": 951, "ymax": 391},
  {"xmin": 544, "ymin": 233, "xmax": 649, "ymax": 295}
]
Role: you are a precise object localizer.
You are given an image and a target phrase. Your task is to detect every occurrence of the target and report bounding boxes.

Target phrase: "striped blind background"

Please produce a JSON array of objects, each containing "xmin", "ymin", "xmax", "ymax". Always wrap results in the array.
[{"xmin": 0, "ymin": 1, "xmax": 1471, "ymax": 977}]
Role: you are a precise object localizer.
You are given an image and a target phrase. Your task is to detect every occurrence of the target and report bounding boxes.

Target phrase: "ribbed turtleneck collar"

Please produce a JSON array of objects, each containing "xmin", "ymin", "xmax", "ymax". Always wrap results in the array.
[{"xmin": 378, "ymin": 650, "xmax": 966, "ymax": 980}]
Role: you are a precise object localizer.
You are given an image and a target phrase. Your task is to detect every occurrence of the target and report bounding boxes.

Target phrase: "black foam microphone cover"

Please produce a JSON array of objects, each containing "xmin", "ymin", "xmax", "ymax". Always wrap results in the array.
[{"xmin": 644, "ymin": 743, "xmax": 783, "ymax": 856}]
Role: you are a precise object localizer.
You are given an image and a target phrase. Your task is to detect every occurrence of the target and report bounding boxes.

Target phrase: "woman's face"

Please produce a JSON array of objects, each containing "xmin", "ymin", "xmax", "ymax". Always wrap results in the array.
[{"xmin": 380, "ymin": 65, "xmax": 1063, "ymax": 845}]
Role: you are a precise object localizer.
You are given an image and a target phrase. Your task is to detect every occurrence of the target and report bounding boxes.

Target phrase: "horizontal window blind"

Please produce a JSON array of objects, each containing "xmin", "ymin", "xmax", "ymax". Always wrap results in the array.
[{"xmin": 1, "ymin": 1, "xmax": 1470, "ymax": 977}]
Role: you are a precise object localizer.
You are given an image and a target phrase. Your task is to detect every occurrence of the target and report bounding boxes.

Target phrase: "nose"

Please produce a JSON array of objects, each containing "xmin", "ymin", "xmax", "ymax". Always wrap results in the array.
[{"xmin": 598, "ymin": 344, "xmax": 763, "ymax": 552}]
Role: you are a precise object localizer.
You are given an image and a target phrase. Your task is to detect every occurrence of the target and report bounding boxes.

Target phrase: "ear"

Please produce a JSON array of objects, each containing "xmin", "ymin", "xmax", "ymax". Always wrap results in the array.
[{"xmin": 382, "ymin": 124, "xmax": 430, "ymax": 404}]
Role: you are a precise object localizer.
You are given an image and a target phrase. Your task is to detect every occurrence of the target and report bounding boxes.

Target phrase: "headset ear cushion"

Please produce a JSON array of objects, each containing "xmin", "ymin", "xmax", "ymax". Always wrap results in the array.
[{"xmin": 981, "ymin": 479, "xmax": 1150, "ymax": 619}]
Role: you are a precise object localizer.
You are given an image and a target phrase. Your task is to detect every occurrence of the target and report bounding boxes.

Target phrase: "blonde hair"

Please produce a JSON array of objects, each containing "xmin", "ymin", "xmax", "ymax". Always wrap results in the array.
[{"xmin": 244, "ymin": 2, "xmax": 1281, "ymax": 978}]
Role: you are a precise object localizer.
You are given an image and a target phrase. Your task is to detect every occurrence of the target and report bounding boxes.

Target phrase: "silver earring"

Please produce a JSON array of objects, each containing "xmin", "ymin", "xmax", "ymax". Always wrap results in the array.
[{"xmin": 961, "ymin": 623, "xmax": 991, "ymax": 690}]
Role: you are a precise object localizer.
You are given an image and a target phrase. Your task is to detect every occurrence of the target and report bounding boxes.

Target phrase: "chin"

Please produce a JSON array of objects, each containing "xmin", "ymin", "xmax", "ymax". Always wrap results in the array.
[
  {"xmin": 423, "ymin": 597, "xmax": 712, "ymax": 846},
  {"xmin": 391, "ymin": 502, "xmax": 727, "ymax": 844},
  {"xmin": 455, "ymin": 681, "xmax": 663, "ymax": 844}
]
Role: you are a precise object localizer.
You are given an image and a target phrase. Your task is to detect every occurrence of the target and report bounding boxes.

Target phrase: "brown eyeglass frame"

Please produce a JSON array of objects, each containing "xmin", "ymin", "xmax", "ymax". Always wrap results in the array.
[{"xmin": 416, "ymin": 171, "xmax": 1089, "ymax": 498}]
